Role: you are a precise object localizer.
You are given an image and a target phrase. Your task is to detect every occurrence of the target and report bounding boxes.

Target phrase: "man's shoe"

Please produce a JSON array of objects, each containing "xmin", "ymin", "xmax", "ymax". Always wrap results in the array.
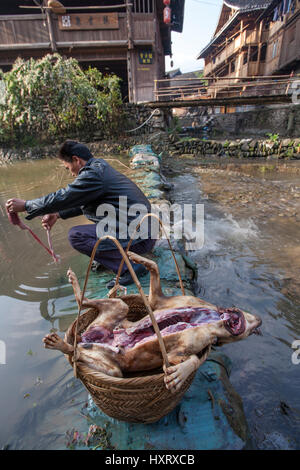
[{"xmin": 106, "ymin": 264, "xmax": 148, "ymax": 289}]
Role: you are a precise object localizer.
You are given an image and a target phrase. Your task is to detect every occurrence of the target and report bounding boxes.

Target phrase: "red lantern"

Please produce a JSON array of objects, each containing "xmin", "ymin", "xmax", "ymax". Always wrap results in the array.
[
  {"xmin": 163, "ymin": 6, "xmax": 171, "ymax": 24},
  {"xmin": 163, "ymin": 0, "xmax": 171, "ymax": 5}
]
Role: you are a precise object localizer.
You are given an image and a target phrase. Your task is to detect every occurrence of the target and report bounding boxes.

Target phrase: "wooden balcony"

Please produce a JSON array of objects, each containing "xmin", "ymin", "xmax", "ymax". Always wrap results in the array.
[
  {"xmin": 203, "ymin": 28, "xmax": 269, "ymax": 77},
  {"xmin": 0, "ymin": 12, "xmax": 155, "ymax": 53},
  {"xmin": 278, "ymin": 14, "xmax": 300, "ymax": 71}
]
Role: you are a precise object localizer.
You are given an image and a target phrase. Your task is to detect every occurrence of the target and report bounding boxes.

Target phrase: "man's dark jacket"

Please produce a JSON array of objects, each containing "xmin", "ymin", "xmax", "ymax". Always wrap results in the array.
[{"xmin": 25, "ymin": 157, "xmax": 152, "ymax": 250}]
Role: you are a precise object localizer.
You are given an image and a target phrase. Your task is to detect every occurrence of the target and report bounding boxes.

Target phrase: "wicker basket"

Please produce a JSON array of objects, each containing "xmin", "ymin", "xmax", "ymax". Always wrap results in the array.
[
  {"xmin": 65, "ymin": 294, "xmax": 197, "ymax": 423},
  {"xmin": 65, "ymin": 219, "xmax": 198, "ymax": 424}
]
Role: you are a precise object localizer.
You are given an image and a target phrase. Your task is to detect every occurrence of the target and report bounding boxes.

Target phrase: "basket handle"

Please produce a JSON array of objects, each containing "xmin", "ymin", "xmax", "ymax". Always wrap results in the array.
[
  {"xmin": 109, "ymin": 213, "xmax": 185, "ymax": 299},
  {"xmin": 72, "ymin": 235, "xmax": 170, "ymax": 379}
]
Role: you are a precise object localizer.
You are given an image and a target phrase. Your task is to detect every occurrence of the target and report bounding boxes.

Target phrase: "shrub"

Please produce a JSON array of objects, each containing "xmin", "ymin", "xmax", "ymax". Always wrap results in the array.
[
  {"xmin": 266, "ymin": 133, "xmax": 279, "ymax": 142},
  {"xmin": 0, "ymin": 54, "xmax": 123, "ymax": 146}
]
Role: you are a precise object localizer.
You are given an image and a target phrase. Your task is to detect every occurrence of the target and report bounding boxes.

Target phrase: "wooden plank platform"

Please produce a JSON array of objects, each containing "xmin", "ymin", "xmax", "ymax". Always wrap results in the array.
[{"xmin": 146, "ymin": 94, "xmax": 292, "ymax": 108}]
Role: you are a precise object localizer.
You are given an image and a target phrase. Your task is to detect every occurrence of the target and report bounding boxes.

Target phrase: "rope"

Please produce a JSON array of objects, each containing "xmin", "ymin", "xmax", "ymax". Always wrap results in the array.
[{"xmin": 125, "ymin": 109, "xmax": 161, "ymax": 133}]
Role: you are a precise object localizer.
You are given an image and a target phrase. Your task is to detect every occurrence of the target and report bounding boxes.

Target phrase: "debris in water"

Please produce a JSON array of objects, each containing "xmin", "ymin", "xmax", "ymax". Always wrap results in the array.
[
  {"xmin": 65, "ymin": 424, "xmax": 114, "ymax": 450},
  {"xmin": 34, "ymin": 377, "xmax": 43, "ymax": 386}
]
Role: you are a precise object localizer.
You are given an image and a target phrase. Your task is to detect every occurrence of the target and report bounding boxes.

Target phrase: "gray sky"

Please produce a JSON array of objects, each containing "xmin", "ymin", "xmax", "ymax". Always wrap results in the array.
[{"xmin": 167, "ymin": 0, "xmax": 224, "ymax": 73}]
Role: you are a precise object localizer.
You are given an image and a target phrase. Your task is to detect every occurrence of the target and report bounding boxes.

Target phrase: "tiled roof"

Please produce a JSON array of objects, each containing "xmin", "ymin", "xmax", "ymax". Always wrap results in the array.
[
  {"xmin": 197, "ymin": 0, "xmax": 272, "ymax": 59},
  {"xmin": 224, "ymin": 0, "xmax": 272, "ymax": 10}
]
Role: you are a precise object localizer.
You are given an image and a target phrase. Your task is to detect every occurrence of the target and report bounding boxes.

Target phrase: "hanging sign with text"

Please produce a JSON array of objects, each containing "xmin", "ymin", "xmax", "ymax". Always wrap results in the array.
[
  {"xmin": 58, "ymin": 13, "xmax": 119, "ymax": 30},
  {"xmin": 138, "ymin": 51, "xmax": 153, "ymax": 65}
]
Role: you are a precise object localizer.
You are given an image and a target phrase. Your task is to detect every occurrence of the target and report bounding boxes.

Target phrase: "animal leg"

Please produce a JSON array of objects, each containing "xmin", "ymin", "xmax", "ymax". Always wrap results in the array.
[
  {"xmin": 127, "ymin": 251, "xmax": 164, "ymax": 308},
  {"xmin": 67, "ymin": 268, "xmax": 87, "ymax": 306},
  {"xmin": 67, "ymin": 268, "xmax": 99, "ymax": 309},
  {"xmin": 43, "ymin": 332, "xmax": 74, "ymax": 356},
  {"xmin": 78, "ymin": 344, "xmax": 123, "ymax": 378},
  {"xmin": 84, "ymin": 298, "xmax": 129, "ymax": 332},
  {"xmin": 163, "ymin": 355, "xmax": 202, "ymax": 394},
  {"xmin": 163, "ymin": 327, "xmax": 213, "ymax": 393},
  {"xmin": 68, "ymin": 268, "xmax": 129, "ymax": 331}
]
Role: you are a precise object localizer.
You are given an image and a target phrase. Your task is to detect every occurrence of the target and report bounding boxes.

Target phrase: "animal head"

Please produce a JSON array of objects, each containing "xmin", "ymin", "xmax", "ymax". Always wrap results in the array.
[{"xmin": 212, "ymin": 307, "xmax": 262, "ymax": 346}]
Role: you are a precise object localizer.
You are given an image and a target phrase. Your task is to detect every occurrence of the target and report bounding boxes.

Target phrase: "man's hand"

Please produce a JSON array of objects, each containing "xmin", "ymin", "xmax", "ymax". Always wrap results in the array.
[
  {"xmin": 6, "ymin": 198, "xmax": 26, "ymax": 213},
  {"xmin": 42, "ymin": 213, "xmax": 59, "ymax": 231}
]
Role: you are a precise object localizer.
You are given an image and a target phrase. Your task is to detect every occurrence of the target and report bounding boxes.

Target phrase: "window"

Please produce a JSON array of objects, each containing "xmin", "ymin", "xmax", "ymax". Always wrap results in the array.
[
  {"xmin": 231, "ymin": 60, "xmax": 236, "ymax": 73},
  {"xmin": 260, "ymin": 43, "xmax": 267, "ymax": 62},
  {"xmin": 289, "ymin": 26, "xmax": 296, "ymax": 43},
  {"xmin": 133, "ymin": 0, "xmax": 153, "ymax": 13},
  {"xmin": 243, "ymin": 51, "xmax": 248, "ymax": 65},
  {"xmin": 218, "ymin": 65, "xmax": 229, "ymax": 77},
  {"xmin": 250, "ymin": 46, "xmax": 258, "ymax": 62},
  {"xmin": 272, "ymin": 40, "xmax": 278, "ymax": 59}
]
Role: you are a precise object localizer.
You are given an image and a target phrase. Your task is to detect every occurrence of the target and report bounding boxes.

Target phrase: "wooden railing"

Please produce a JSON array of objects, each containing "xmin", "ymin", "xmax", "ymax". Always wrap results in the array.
[{"xmin": 154, "ymin": 74, "xmax": 300, "ymax": 102}]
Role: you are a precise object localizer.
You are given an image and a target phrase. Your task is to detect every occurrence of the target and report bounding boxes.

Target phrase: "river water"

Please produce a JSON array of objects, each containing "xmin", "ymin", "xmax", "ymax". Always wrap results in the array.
[
  {"xmin": 0, "ymin": 155, "xmax": 300, "ymax": 449},
  {"xmin": 0, "ymin": 157, "xmax": 127, "ymax": 450},
  {"xmin": 162, "ymin": 155, "xmax": 300, "ymax": 450}
]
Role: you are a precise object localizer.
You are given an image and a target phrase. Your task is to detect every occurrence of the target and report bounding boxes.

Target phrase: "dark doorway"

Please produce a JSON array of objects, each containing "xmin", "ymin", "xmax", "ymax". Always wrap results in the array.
[{"xmin": 80, "ymin": 60, "xmax": 128, "ymax": 101}]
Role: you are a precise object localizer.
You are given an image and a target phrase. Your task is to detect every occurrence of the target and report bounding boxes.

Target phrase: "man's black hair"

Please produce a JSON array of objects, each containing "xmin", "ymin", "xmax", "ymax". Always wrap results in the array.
[{"xmin": 58, "ymin": 140, "xmax": 93, "ymax": 163}]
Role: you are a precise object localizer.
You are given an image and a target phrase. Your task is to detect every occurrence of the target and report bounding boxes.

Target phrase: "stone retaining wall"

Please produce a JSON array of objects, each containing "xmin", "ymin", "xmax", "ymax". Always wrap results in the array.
[
  {"xmin": 2, "ymin": 135, "xmax": 300, "ymax": 164},
  {"xmin": 0, "ymin": 136, "xmax": 156, "ymax": 165},
  {"xmin": 175, "ymin": 104, "xmax": 300, "ymax": 139},
  {"xmin": 212, "ymin": 105, "xmax": 300, "ymax": 138},
  {"xmin": 123, "ymin": 104, "xmax": 167, "ymax": 135},
  {"xmin": 0, "ymin": 104, "xmax": 168, "ymax": 164},
  {"xmin": 169, "ymin": 137, "xmax": 300, "ymax": 159}
]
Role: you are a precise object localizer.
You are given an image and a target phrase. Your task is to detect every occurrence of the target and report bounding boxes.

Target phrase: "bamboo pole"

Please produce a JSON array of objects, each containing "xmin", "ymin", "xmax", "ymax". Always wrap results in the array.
[
  {"xmin": 156, "ymin": 80, "xmax": 290, "ymax": 90},
  {"xmin": 154, "ymin": 79, "xmax": 158, "ymax": 101},
  {"xmin": 126, "ymin": 0, "xmax": 135, "ymax": 103},
  {"xmin": 0, "ymin": 42, "xmax": 51, "ymax": 50},
  {"xmin": 45, "ymin": 9, "xmax": 57, "ymax": 52},
  {"xmin": 155, "ymin": 86, "xmax": 287, "ymax": 99},
  {"xmin": 0, "ymin": 39, "xmax": 153, "ymax": 51},
  {"xmin": 126, "ymin": 0, "xmax": 134, "ymax": 50},
  {"xmin": 155, "ymin": 79, "xmax": 293, "ymax": 92},
  {"xmin": 154, "ymin": 81, "xmax": 293, "ymax": 100},
  {"xmin": 20, "ymin": 4, "xmax": 131, "ymax": 11},
  {"xmin": 155, "ymin": 74, "xmax": 300, "ymax": 83},
  {"xmin": 0, "ymin": 14, "xmax": 45, "ymax": 20},
  {"xmin": 255, "ymin": 20, "xmax": 263, "ymax": 76},
  {"xmin": 150, "ymin": 95, "xmax": 291, "ymax": 108}
]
